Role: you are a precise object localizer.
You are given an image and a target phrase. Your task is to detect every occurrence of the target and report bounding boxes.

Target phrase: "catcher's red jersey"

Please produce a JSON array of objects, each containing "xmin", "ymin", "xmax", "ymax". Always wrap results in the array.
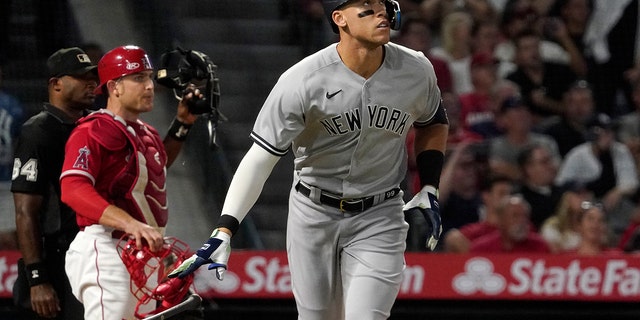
[{"xmin": 61, "ymin": 110, "xmax": 168, "ymax": 228}]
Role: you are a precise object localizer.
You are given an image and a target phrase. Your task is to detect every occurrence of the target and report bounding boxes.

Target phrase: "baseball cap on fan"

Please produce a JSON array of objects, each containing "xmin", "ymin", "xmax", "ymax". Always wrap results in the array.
[{"xmin": 47, "ymin": 47, "xmax": 97, "ymax": 78}]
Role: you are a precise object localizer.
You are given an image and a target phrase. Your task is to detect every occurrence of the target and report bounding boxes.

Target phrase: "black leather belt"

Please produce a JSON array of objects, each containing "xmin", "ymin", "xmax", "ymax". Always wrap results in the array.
[{"xmin": 295, "ymin": 182, "xmax": 401, "ymax": 213}]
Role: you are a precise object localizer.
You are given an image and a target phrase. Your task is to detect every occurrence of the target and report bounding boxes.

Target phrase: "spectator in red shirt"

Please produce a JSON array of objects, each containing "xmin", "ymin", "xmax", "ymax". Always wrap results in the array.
[
  {"xmin": 470, "ymin": 194, "xmax": 551, "ymax": 253},
  {"xmin": 443, "ymin": 175, "xmax": 515, "ymax": 253},
  {"xmin": 459, "ymin": 52, "xmax": 498, "ymax": 133}
]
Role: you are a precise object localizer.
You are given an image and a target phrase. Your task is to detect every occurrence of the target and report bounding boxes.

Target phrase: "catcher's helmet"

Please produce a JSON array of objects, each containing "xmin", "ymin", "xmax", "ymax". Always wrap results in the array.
[
  {"xmin": 322, "ymin": 0, "xmax": 401, "ymax": 34},
  {"xmin": 95, "ymin": 45, "xmax": 153, "ymax": 94}
]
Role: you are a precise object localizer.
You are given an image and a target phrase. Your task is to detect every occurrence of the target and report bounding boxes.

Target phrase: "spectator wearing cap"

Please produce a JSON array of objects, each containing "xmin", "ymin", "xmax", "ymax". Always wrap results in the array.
[
  {"xmin": 488, "ymin": 95, "xmax": 560, "ymax": 181},
  {"xmin": 555, "ymin": 113, "xmax": 639, "ymax": 242},
  {"xmin": 459, "ymin": 52, "xmax": 499, "ymax": 135},
  {"xmin": 11, "ymin": 47, "xmax": 98, "ymax": 319},
  {"xmin": 541, "ymin": 79, "xmax": 595, "ymax": 157}
]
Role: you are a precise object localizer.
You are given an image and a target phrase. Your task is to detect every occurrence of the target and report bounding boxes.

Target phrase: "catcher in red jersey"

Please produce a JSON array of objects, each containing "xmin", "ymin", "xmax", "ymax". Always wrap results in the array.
[{"xmin": 59, "ymin": 45, "xmax": 199, "ymax": 320}]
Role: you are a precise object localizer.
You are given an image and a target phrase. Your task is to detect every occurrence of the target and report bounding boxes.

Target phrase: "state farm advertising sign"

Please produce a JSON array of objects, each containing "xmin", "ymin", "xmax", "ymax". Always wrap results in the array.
[
  {"xmin": 2, "ymin": 250, "xmax": 639, "ymax": 301},
  {"xmin": 0, "ymin": 251, "xmax": 20, "ymax": 298},
  {"xmin": 194, "ymin": 251, "xmax": 640, "ymax": 301}
]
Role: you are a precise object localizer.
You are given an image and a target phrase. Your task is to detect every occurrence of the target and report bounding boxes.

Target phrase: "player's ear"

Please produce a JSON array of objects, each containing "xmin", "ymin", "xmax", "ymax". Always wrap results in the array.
[
  {"xmin": 333, "ymin": 10, "xmax": 347, "ymax": 30},
  {"xmin": 107, "ymin": 80, "xmax": 119, "ymax": 96}
]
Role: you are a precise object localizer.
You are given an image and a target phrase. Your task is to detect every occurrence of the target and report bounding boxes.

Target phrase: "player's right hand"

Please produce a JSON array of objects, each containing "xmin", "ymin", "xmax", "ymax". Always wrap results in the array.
[{"xmin": 168, "ymin": 229, "xmax": 231, "ymax": 280}]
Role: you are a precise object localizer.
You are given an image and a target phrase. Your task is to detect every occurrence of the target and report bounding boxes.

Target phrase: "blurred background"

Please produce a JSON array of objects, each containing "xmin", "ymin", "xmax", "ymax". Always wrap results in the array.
[{"xmin": 2, "ymin": 0, "xmax": 640, "ymax": 319}]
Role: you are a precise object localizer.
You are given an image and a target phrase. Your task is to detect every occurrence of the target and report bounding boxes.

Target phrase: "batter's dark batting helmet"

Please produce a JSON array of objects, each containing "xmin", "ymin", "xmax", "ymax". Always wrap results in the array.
[
  {"xmin": 322, "ymin": 0, "xmax": 401, "ymax": 34},
  {"xmin": 95, "ymin": 45, "xmax": 153, "ymax": 94}
]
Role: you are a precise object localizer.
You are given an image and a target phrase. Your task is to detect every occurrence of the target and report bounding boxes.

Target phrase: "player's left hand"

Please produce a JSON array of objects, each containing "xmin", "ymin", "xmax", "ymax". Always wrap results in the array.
[
  {"xmin": 403, "ymin": 185, "xmax": 442, "ymax": 251},
  {"xmin": 168, "ymin": 229, "xmax": 231, "ymax": 280}
]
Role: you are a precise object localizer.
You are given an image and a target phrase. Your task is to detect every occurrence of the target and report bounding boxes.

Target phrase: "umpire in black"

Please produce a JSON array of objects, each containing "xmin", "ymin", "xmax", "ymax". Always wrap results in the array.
[{"xmin": 11, "ymin": 47, "xmax": 98, "ymax": 319}]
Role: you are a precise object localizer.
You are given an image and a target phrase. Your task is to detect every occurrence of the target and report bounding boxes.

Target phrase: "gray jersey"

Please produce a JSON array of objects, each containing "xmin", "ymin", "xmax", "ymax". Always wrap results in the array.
[{"xmin": 251, "ymin": 42, "xmax": 441, "ymax": 197}]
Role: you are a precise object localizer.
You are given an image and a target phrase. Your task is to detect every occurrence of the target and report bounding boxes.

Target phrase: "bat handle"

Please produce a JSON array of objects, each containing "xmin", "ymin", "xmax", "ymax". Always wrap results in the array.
[{"xmin": 142, "ymin": 294, "xmax": 203, "ymax": 320}]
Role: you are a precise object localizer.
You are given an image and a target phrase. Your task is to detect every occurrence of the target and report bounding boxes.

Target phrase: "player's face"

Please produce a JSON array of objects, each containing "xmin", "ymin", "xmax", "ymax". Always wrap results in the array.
[
  {"xmin": 339, "ymin": 0, "xmax": 391, "ymax": 46},
  {"xmin": 61, "ymin": 72, "xmax": 98, "ymax": 110},
  {"xmin": 113, "ymin": 70, "xmax": 155, "ymax": 115}
]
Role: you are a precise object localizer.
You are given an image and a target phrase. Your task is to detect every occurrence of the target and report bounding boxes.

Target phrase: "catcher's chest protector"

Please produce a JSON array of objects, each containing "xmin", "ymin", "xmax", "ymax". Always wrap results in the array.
[{"xmin": 81, "ymin": 111, "xmax": 169, "ymax": 227}]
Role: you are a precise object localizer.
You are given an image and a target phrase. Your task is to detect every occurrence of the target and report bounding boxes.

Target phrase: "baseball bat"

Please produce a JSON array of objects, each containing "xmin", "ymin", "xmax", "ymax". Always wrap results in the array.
[{"xmin": 142, "ymin": 294, "xmax": 203, "ymax": 320}]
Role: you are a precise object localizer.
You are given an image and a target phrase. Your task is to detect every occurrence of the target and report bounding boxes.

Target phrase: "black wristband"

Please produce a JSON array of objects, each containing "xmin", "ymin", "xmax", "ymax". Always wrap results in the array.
[
  {"xmin": 167, "ymin": 118, "xmax": 193, "ymax": 141},
  {"xmin": 416, "ymin": 149, "xmax": 444, "ymax": 188},
  {"xmin": 216, "ymin": 215, "xmax": 240, "ymax": 235},
  {"xmin": 25, "ymin": 262, "xmax": 49, "ymax": 287}
]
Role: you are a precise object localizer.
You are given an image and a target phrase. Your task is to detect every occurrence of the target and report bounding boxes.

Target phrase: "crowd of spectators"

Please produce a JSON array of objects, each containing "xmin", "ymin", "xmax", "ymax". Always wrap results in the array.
[
  {"xmin": 389, "ymin": 0, "xmax": 640, "ymax": 255},
  {"xmin": 3, "ymin": 0, "xmax": 640, "ymax": 257}
]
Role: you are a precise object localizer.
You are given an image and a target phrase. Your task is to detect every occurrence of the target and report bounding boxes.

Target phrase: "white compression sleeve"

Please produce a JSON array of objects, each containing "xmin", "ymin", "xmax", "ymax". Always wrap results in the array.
[{"xmin": 220, "ymin": 143, "xmax": 280, "ymax": 223}]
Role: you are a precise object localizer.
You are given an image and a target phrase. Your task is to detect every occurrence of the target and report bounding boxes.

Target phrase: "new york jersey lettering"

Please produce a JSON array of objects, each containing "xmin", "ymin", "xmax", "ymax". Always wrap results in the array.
[
  {"xmin": 320, "ymin": 109, "xmax": 362, "ymax": 136},
  {"xmin": 367, "ymin": 105, "xmax": 410, "ymax": 135},
  {"xmin": 320, "ymin": 106, "xmax": 410, "ymax": 136}
]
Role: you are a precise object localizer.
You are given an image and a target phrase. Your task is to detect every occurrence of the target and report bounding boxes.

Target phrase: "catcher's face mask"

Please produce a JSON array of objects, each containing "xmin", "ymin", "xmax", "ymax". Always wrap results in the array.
[{"xmin": 117, "ymin": 235, "xmax": 194, "ymax": 319}]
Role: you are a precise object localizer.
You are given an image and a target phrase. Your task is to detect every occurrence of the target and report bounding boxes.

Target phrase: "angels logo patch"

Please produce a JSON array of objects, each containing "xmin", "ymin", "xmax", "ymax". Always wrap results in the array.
[{"xmin": 73, "ymin": 146, "xmax": 90, "ymax": 170}]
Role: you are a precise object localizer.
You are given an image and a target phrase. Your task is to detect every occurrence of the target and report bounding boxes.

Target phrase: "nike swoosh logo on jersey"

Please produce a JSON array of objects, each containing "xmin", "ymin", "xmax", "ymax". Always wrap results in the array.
[{"xmin": 326, "ymin": 89, "xmax": 342, "ymax": 99}]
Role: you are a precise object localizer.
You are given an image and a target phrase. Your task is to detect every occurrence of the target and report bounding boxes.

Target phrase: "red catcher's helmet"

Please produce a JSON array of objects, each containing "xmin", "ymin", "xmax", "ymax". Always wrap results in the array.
[{"xmin": 95, "ymin": 45, "xmax": 153, "ymax": 94}]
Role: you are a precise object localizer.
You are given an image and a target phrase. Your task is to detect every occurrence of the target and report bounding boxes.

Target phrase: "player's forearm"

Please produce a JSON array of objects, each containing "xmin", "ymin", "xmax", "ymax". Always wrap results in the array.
[
  {"xmin": 218, "ymin": 143, "xmax": 280, "ymax": 234},
  {"xmin": 97, "ymin": 204, "xmax": 143, "ymax": 231},
  {"xmin": 163, "ymin": 136, "xmax": 184, "ymax": 168},
  {"xmin": 14, "ymin": 193, "xmax": 45, "ymax": 264},
  {"xmin": 412, "ymin": 124, "xmax": 448, "ymax": 188},
  {"xmin": 413, "ymin": 123, "xmax": 448, "ymax": 155}
]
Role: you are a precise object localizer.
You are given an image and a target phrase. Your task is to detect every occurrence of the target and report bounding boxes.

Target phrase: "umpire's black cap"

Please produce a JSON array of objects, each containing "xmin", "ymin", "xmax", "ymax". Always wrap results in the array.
[{"xmin": 47, "ymin": 47, "xmax": 98, "ymax": 78}]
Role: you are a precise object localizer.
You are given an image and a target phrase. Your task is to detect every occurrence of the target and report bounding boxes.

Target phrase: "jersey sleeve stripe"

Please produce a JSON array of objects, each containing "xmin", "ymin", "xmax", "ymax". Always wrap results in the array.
[
  {"xmin": 413, "ymin": 120, "xmax": 431, "ymax": 127},
  {"xmin": 250, "ymin": 131, "xmax": 288, "ymax": 157},
  {"xmin": 60, "ymin": 170, "xmax": 96, "ymax": 185}
]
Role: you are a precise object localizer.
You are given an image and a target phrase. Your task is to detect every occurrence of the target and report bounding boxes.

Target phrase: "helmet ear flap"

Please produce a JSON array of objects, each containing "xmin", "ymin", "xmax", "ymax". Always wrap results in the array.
[{"xmin": 385, "ymin": 0, "xmax": 402, "ymax": 30}]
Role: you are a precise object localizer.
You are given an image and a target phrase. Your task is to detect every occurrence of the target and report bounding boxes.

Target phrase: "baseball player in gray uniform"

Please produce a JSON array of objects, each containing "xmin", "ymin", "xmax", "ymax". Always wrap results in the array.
[{"xmin": 170, "ymin": 1, "xmax": 449, "ymax": 319}]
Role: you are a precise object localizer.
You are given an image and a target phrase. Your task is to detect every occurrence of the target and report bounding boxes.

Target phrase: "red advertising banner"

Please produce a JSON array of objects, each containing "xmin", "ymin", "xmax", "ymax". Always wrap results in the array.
[
  {"xmin": 0, "ymin": 251, "xmax": 20, "ymax": 298},
  {"xmin": 2, "ymin": 250, "xmax": 640, "ymax": 302},
  {"xmin": 192, "ymin": 251, "xmax": 640, "ymax": 302}
]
